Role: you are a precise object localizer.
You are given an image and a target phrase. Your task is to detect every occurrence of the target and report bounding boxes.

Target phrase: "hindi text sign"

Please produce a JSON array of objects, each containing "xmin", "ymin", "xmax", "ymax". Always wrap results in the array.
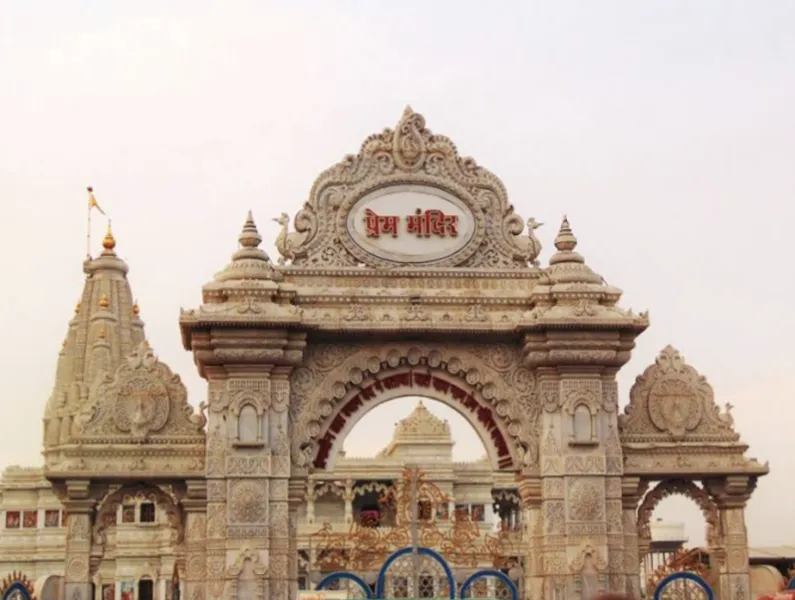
[{"xmin": 347, "ymin": 186, "xmax": 474, "ymax": 264}]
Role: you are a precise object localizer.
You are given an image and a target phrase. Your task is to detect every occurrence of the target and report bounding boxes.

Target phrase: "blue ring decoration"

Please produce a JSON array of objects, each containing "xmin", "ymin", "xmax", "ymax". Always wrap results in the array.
[
  {"xmin": 460, "ymin": 569, "xmax": 518, "ymax": 600},
  {"xmin": 653, "ymin": 572, "xmax": 714, "ymax": 600},
  {"xmin": 2, "ymin": 583, "xmax": 32, "ymax": 600},
  {"xmin": 787, "ymin": 576, "xmax": 795, "ymax": 590},
  {"xmin": 316, "ymin": 571, "xmax": 373, "ymax": 598},
  {"xmin": 376, "ymin": 546, "xmax": 455, "ymax": 599}
]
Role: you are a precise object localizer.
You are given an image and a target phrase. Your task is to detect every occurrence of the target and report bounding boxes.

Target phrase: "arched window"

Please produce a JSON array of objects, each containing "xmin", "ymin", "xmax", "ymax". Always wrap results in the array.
[
  {"xmin": 238, "ymin": 404, "xmax": 259, "ymax": 443},
  {"xmin": 572, "ymin": 404, "xmax": 594, "ymax": 444}
]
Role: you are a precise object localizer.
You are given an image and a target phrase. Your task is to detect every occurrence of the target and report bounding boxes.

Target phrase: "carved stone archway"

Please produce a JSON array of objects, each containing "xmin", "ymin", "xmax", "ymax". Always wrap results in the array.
[
  {"xmin": 289, "ymin": 343, "xmax": 539, "ymax": 473},
  {"xmin": 92, "ymin": 482, "xmax": 185, "ymax": 547},
  {"xmin": 636, "ymin": 479, "xmax": 721, "ymax": 556}
]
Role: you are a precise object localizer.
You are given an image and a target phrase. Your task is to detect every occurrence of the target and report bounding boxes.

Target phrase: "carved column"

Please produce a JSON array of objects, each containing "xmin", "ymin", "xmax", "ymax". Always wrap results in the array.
[
  {"xmin": 289, "ymin": 480, "xmax": 306, "ymax": 600},
  {"xmin": 269, "ymin": 366, "xmax": 294, "ymax": 600},
  {"xmin": 621, "ymin": 477, "xmax": 647, "ymax": 599},
  {"xmin": 306, "ymin": 478, "xmax": 315, "ymax": 524},
  {"xmin": 343, "ymin": 478, "xmax": 353, "ymax": 524},
  {"xmin": 517, "ymin": 476, "xmax": 544, "ymax": 600},
  {"xmin": 706, "ymin": 476, "xmax": 756, "ymax": 600},
  {"xmin": 63, "ymin": 480, "xmax": 95, "ymax": 600},
  {"xmin": 524, "ymin": 331, "xmax": 641, "ymax": 599},
  {"xmin": 183, "ymin": 480, "xmax": 207, "ymax": 600},
  {"xmin": 204, "ymin": 375, "xmax": 230, "ymax": 599}
]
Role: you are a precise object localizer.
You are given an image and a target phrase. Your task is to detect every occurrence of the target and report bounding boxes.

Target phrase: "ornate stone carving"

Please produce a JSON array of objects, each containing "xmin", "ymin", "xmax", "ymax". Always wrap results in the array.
[
  {"xmin": 567, "ymin": 479, "xmax": 605, "ymax": 521},
  {"xmin": 278, "ymin": 107, "xmax": 541, "ymax": 270},
  {"xmin": 291, "ymin": 343, "xmax": 538, "ymax": 472},
  {"xmin": 636, "ymin": 480, "xmax": 720, "ymax": 551},
  {"xmin": 620, "ymin": 346, "xmax": 737, "ymax": 442},
  {"xmin": 93, "ymin": 483, "xmax": 184, "ymax": 544},
  {"xmin": 560, "ymin": 380, "xmax": 602, "ymax": 416},
  {"xmin": 229, "ymin": 480, "xmax": 268, "ymax": 523},
  {"xmin": 78, "ymin": 342, "xmax": 206, "ymax": 440}
]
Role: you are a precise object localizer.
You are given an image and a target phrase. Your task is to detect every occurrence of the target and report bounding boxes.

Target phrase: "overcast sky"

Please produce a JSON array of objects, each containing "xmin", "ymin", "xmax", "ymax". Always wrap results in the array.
[{"xmin": 1, "ymin": 1, "xmax": 793, "ymax": 548}]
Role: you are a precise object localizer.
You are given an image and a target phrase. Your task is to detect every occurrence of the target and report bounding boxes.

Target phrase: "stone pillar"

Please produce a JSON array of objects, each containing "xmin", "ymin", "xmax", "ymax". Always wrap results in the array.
[
  {"xmin": 517, "ymin": 476, "xmax": 543, "ymax": 600},
  {"xmin": 706, "ymin": 476, "xmax": 756, "ymax": 600},
  {"xmin": 63, "ymin": 480, "xmax": 95, "ymax": 600},
  {"xmin": 204, "ymin": 376, "xmax": 229, "ymax": 600},
  {"xmin": 344, "ymin": 478, "xmax": 354, "ymax": 525},
  {"xmin": 525, "ymin": 348, "xmax": 637, "ymax": 599},
  {"xmin": 621, "ymin": 477, "xmax": 647, "ymax": 599},
  {"xmin": 289, "ymin": 479, "xmax": 306, "ymax": 600},
  {"xmin": 182, "ymin": 480, "xmax": 207, "ymax": 600},
  {"xmin": 306, "ymin": 478, "xmax": 315, "ymax": 524},
  {"xmin": 269, "ymin": 367, "xmax": 294, "ymax": 600}
]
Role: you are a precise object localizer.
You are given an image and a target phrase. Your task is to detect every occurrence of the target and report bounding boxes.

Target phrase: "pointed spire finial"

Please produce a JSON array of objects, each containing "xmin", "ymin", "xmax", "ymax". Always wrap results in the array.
[
  {"xmin": 132, "ymin": 299, "xmax": 140, "ymax": 317},
  {"xmin": 402, "ymin": 105, "xmax": 414, "ymax": 119},
  {"xmin": 239, "ymin": 210, "xmax": 263, "ymax": 249},
  {"xmin": 554, "ymin": 215, "xmax": 578, "ymax": 252},
  {"xmin": 74, "ymin": 302, "xmax": 81, "ymax": 315},
  {"xmin": 102, "ymin": 219, "xmax": 116, "ymax": 251},
  {"xmin": 98, "ymin": 294, "xmax": 110, "ymax": 309}
]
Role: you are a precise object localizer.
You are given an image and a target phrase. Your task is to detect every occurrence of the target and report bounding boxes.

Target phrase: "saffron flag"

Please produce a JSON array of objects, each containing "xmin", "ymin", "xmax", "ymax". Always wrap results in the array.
[{"xmin": 87, "ymin": 186, "xmax": 106, "ymax": 216}]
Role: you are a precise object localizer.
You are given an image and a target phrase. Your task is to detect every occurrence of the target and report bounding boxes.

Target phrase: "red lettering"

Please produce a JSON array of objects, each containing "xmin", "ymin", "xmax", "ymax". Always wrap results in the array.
[
  {"xmin": 330, "ymin": 414, "xmax": 347, "ymax": 434},
  {"xmin": 406, "ymin": 209, "xmax": 459, "ymax": 238},
  {"xmin": 413, "ymin": 373, "xmax": 431, "ymax": 388},
  {"xmin": 364, "ymin": 209, "xmax": 400, "ymax": 239},
  {"xmin": 313, "ymin": 371, "xmax": 515, "ymax": 470}
]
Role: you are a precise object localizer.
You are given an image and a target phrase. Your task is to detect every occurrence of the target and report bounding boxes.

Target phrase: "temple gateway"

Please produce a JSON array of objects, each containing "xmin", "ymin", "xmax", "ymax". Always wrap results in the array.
[{"xmin": 0, "ymin": 108, "xmax": 768, "ymax": 600}]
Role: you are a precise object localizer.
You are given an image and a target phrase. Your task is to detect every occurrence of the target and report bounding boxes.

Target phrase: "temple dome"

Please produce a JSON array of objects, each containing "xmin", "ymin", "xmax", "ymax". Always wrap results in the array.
[
  {"xmin": 42, "ymin": 224, "xmax": 147, "ymax": 463},
  {"xmin": 393, "ymin": 402, "xmax": 452, "ymax": 441}
]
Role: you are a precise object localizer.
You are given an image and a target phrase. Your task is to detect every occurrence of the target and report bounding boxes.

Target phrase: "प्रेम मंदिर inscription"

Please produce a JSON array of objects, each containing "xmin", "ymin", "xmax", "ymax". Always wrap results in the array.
[{"xmin": 364, "ymin": 208, "xmax": 459, "ymax": 239}]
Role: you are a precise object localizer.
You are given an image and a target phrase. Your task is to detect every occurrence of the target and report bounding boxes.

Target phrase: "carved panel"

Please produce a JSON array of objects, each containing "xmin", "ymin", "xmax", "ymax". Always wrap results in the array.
[
  {"xmin": 620, "ymin": 346, "xmax": 737, "ymax": 443},
  {"xmin": 229, "ymin": 480, "xmax": 268, "ymax": 524},
  {"xmin": 567, "ymin": 478, "xmax": 605, "ymax": 521},
  {"xmin": 279, "ymin": 107, "xmax": 542, "ymax": 270},
  {"xmin": 292, "ymin": 343, "xmax": 538, "ymax": 471}
]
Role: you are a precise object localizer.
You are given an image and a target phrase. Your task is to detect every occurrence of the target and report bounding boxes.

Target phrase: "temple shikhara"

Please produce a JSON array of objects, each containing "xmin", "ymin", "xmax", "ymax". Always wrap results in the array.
[{"xmin": 0, "ymin": 108, "xmax": 770, "ymax": 600}]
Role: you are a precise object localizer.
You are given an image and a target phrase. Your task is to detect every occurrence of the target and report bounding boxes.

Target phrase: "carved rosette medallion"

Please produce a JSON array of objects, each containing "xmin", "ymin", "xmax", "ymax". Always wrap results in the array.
[
  {"xmin": 113, "ymin": 376, "xmax": 170, "ymax": 436},
  {"xmin": 647, "ymin": 377, "xmax": 702, "ymax": 439}
]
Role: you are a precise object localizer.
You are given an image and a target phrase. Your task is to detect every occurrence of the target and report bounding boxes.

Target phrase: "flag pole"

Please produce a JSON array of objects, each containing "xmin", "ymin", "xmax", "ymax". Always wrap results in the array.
[{"xmin": 86, "ymin": 186, "xmax": 93, "ymax": 258}]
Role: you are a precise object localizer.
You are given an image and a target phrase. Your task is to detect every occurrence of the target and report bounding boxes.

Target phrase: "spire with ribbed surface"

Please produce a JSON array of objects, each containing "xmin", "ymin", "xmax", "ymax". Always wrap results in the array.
[{"xmin": 42, "ymin": 230, "xmax": 147, "ymax": 461}]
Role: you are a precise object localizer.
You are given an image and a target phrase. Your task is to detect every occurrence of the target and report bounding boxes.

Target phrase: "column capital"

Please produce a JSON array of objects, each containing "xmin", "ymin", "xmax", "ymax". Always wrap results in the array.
[
  {"xmin": 516, "ymin": 475, "xmax": 542, "ymax": 507},
  {"xmin": 621, "ymin": 476, "xmax": 649, "ymax": 509},
  {"xmin": 183, "ymin": 479, "xmax": 207, "ymax": 511},
  {"xmin": 289, "ymin": 478, "xmax": 307, "ymax": 505},
  {"xmin": 704, "ymin": 476, "xmax": 757, "ymax": 508}
]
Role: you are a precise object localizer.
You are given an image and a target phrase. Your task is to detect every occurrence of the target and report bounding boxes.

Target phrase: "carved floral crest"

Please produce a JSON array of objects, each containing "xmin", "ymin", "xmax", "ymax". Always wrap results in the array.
[
  {"xmin": 77, "ymin": 342, "xmax": 206, "ymax": 441},
  {"xmin": 619, "ymin": 346, "xmax": 737, "ymax": 443},
  {"xmin": 275, "ymin": 106, "xmax": 543, "ymax": 269}
]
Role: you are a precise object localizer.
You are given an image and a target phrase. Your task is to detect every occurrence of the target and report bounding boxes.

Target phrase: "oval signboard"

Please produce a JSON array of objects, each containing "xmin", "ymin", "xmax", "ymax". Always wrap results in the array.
[{"xmin": 346, "ymin": 185, "xmax": 476, "ymax": 264}]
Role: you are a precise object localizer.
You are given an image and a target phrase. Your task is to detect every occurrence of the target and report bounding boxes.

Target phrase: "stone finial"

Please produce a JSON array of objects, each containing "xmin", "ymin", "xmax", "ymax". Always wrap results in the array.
[
  {"xmin": 211, "ymin": 211, "xmax": 280, "ymax": 283},
  {"xmin": 554, "ymin": 215, "xmax": 577, "ymax": 252},
  {"xmin": 74, "ymin": 302, "xmax": 81, "ymax": 315},
  {"xmin": 102, "ymin": 220, "xmax": 116, "ymax": 251},
  {"xmin": 239, "ymin": 210, "xmax": 263, "ymax": 249}
]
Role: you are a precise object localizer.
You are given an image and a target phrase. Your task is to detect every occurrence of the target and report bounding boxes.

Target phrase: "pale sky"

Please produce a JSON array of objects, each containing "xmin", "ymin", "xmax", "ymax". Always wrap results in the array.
[{"xmin": 1, "ymin": 1, "xmax": 793, "ymax": 548}]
